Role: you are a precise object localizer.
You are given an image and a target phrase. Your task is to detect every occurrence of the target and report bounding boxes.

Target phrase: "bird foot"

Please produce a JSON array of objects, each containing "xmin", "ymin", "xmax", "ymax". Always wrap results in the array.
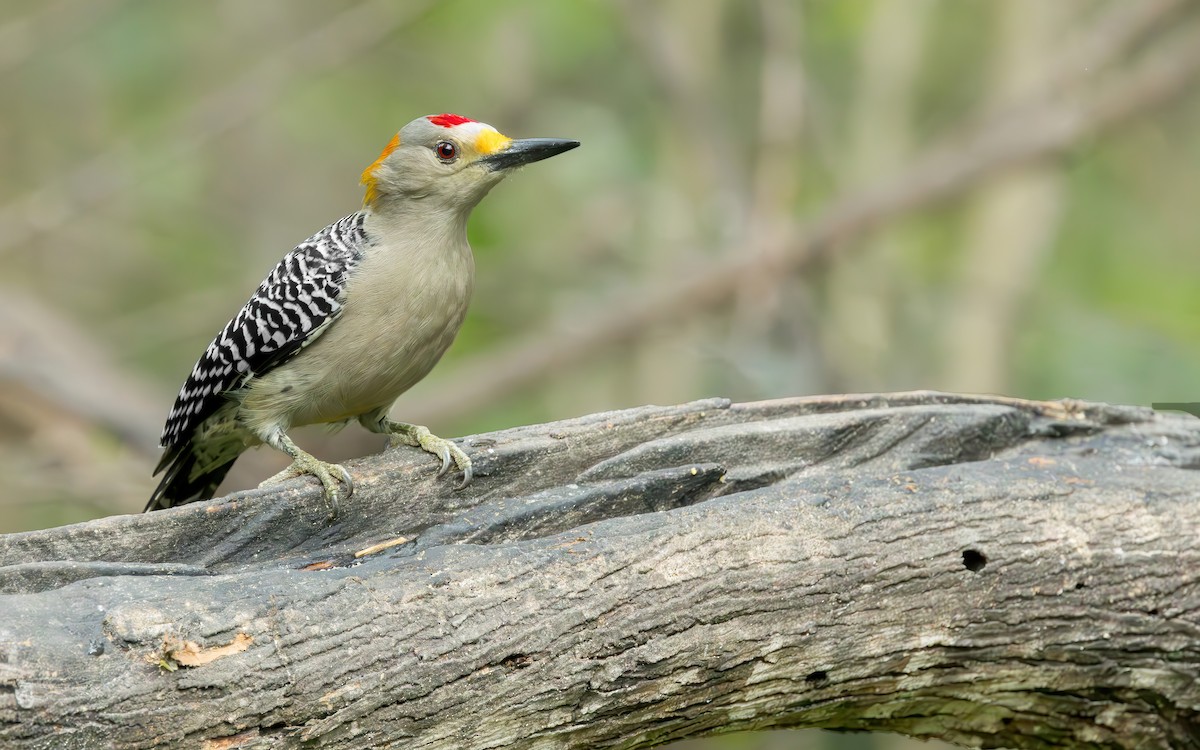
[
  {"xmin": 387, "ymin": 423, "xmax": 472, "ymax": 489},
  {"xmin": 260, "ymin": 455, "xmax": 353, "ymax": 520}
]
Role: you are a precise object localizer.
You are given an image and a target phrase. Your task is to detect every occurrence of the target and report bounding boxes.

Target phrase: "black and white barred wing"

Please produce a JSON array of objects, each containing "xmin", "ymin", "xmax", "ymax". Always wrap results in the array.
[{"xmin": 158, "ymin": 212, "xmax": 368, "ymax": 450}]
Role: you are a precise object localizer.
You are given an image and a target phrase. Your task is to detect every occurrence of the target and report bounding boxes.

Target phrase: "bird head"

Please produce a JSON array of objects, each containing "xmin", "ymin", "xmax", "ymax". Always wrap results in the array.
[{"xmin": 360, "ymin": 114, "xmax": 579, "ymax": 211}]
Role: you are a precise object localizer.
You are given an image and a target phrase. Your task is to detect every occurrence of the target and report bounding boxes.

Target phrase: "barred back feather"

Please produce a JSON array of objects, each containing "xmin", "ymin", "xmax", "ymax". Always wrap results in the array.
[{"xmin": 149, "ymin": 212, "xmax": 370, "ymax": 509}]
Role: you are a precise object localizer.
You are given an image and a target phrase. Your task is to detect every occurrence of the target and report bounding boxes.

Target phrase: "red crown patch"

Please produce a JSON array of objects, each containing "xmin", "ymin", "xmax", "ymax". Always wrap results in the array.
[{"xmin": 427, "ymin": 113, "xmax": 474, "ymax": 128}]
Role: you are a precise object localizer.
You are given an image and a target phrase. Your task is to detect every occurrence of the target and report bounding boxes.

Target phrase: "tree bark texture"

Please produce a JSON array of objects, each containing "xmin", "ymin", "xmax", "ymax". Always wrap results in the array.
[{"xmin": 1, "ymin": 392, "xmax": 1198, "ymax": 749}]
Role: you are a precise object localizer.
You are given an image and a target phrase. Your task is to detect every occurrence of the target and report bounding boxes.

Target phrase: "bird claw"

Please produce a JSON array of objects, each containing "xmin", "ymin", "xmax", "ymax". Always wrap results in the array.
[
  {"xmin": 455, "ymin": 462, "xmax": 473, "ymax": 491},
  {"xmin": 386, "ymin": 422, "xmax": 472, "ymax": 489},
  {"xmin": 435, "ymin": 446, "xmax": 452, "ymax": 477},
  {"xmin": 260, "ymin": 456, "xmax": 353, "ymax": 521},
  {"xmin": 428, "ymin": 435, "xmax": 471, "ymax": 489}
]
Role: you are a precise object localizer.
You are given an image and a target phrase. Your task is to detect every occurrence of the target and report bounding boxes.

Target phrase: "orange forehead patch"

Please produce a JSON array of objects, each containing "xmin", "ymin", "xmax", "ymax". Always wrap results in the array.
[
  {"xmin": 474, "ymin": 129, "xmax": 512, "ymax": 156},
  {"xmin": 361, "ymin": 132, "xmax": 401, "ymax": 204}
]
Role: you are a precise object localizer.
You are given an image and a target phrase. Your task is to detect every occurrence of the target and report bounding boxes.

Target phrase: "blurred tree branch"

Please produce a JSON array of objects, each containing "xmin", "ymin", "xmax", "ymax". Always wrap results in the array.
[
  {"xmin": 940, "ymin": 0, "xmax": 1072, "ymax": 393},
  {"xmin": 0, "ymin": 0, "xmax": 434, "ymax": 258},
  {"xmin": 0, "ymin": 0, "xmax": 120, "ymax": 73},
  {"xmin": 398, "ymin": 5, "xmax": 1200, "ymax": 428},
  {"xmin": 0, "ymin": 289, "xmax": 162, "ymax": 515},
  {"xmin": 612, "ymin": 0, "xmax": 735, "ymax": 409},
  {"xmin": 821, "ymin": 0, "xmax": 934, "ymax": 390},
  {"xmin": 1009, "ymin": 0, "xmax": 1188, "ymax": 108},
  {"xmin": 0, "ymin": 289, "xmax": 163, "ymax": 452},
  {"xmin": 732, "ymin": 0, "xmax": 806, "ymax": 334}
]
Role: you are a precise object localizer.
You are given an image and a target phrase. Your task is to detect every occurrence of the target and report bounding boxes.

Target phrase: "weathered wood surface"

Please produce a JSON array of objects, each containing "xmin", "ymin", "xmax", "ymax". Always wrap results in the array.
[{"xmin": 1, "ymin": 392, "xmax": 1198, "ymax": 749}]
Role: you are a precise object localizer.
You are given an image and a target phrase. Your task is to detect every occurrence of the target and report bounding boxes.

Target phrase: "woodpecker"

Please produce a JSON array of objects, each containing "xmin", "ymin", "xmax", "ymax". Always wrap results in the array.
[{"xmin": 148, "ymin": 114, "xmax": 578, "ymax": 517}]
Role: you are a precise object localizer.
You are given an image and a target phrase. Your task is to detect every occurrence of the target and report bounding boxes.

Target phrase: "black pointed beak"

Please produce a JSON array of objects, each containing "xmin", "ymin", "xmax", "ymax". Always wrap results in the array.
[{"xmin": 480, "ymin": 138, "xmax": 580, "ymax": 171}]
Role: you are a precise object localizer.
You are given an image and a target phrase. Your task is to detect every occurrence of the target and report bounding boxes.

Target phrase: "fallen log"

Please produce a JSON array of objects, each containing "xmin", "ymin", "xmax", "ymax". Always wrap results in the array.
[{"xmin": 1, "ymin": 392, "xmax": 1198, "ymax": 749}]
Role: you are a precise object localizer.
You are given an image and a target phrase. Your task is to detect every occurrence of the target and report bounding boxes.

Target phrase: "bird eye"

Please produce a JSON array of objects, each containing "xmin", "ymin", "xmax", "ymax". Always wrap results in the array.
[{"xmin": 435, "ymin": 141, "xmax": 458, "ymax": 162}]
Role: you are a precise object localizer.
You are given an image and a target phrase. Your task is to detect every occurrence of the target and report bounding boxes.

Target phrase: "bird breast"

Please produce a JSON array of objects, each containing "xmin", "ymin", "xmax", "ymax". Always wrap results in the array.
[{"xmin": 241, "ymin": 232, "xmax": 475, "ymax": 432}]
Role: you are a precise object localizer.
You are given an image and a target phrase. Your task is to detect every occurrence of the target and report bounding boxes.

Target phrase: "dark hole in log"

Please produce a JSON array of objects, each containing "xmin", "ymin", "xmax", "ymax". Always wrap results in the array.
[{"xmin": 962, "ymin": 549, "xmax": 987, "ymax": 572}]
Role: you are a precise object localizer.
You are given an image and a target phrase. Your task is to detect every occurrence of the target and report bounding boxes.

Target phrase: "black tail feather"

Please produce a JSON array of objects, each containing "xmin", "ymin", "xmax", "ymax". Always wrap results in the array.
[{"xmin": 146, "ymin": 443, "xmax": 239, "ymax": 512}]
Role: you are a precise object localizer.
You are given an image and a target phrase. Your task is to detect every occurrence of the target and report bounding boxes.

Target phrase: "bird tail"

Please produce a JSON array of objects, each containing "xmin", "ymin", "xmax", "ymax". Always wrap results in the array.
[{"xmin": 146, "ymin": 441, "xmax": 241, "ymax": 512}]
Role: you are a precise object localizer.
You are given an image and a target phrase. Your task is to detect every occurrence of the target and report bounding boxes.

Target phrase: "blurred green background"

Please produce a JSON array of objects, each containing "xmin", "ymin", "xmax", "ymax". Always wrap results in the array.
[{"xmin": 2, "ymin": 1, "xmax": 1198, "ymax": 747}]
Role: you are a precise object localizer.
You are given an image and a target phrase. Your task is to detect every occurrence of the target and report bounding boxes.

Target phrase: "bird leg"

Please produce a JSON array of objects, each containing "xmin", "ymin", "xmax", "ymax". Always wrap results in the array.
[
  {"xmin": 259, "ymin": 430, "xmax": 352, "ymax": 519},
  {"xmin": 362, "ymin": 415, "xmax": 472, "ymax": 489}
]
